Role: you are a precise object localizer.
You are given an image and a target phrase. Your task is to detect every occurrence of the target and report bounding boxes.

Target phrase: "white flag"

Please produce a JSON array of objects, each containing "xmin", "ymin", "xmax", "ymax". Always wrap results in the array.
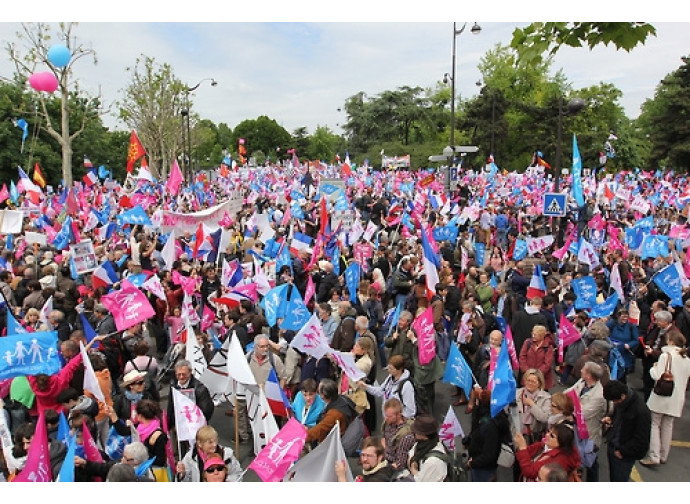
[
  {"xmin": 184, "ymin": 319, "xmax": 207, "ymax": 380},
  {"xmin": 246, "ymin": 387, "xmax": 280, "ymax": 456},
  {"xmin": 609, "ymin": 262, "xmax": 625, "ymax": 300},
  {"xmin": 289, "ymin": 313, "xmax": 330, "ymax": 359},
  {"xmin": 226, "ymin": 333, "xmax": 258, "ymax": 386},
  {"xmin": 362, "ymin": 221, "xmax": 378, "ymax": 243},
  {"xmin": 172, "ymin": 387, "xmax": 207, "ymax": 442},
  {"xmin": 198, "ymin": 337, "xmax": 236, "ymax": 406},
  {"xmin": 142, "ymin": 274, "xmax": 166, "ymax": 301},
  {"xmin": 283, "ymin": 423, "xmax": 352, "ymax": 482},
  {"xmin": 329, "ymin": 350, "xmax": 366, "ymax": 383},
  {"xmin": 160, "ymin": 229, "xmax": 177, "ymax": 271},
  {"xmin": 181, "ymin": 293, "xmax": 200, "ymax": 326},
  {"xmin": 577, "ymin": 238, "xmax": 600, "ymax": 268},
  {"xmin": 439, "ymin": 405, "xmax": 464, "ymax": 451},
  {"xmin": 253, "ymin": 259, "xmax": 272, "ymax": 296},
  {"xmin": 79, "ymin": 342, "xmax": 105, "ymax": 404},
  {"xmin": 39, "ymin": 295, "xmax": 53, "ymax": 328}
]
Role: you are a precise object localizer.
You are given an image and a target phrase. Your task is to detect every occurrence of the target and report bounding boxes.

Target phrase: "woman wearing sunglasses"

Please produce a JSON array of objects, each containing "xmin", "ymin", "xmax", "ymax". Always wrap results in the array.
[
  {"xmin": 513, "ymin": 421, "xmax": 581, "ymax": 482},
  {"xmin": 201, "ymin": 457, "xmax": 229, "ymax": 482}
]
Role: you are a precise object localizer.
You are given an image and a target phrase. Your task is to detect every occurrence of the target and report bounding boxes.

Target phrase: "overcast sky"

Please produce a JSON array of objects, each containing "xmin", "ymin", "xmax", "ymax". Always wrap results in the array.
[{"xmin": 2, "ymin": 5, "xmax": 688, "ymax": 139}]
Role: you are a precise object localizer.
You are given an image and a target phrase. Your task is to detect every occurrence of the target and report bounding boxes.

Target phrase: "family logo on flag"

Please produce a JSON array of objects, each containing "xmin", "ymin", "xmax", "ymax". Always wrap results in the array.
[
  {"xmin": 439, "ymin": 405, "xmax": 464, "ymax": 451},
  {"xmin": 289, "ymin": 313, "xmax": 330, "ymax": 359},
  {"xmin": 248, "ymin": 417, "xmax": 306, "ymax": 482},
  {"xmin": 172, "ymin": 387, "xmax": 207, "ymax": 442}
]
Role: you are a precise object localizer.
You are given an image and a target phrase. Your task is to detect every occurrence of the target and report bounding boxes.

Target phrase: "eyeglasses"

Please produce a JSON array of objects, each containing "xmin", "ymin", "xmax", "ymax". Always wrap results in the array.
[
  {"xmin": 205, "ymin": 465, "xmax": 225, "ymax": 473},
  {"xmin": 123, "ymin": 456, "xmax": 135, "ymax": 463}
]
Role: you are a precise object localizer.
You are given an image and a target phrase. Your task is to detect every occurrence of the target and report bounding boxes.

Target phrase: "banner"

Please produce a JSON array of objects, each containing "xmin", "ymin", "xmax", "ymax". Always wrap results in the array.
[
  {"xmin": 0, "ymin": 331, "xmax": 60, "ymax": 380},
  {"xmin": 69, "ymin": 239, "xmax": 98, "ymax": 275},
  {"xmin": 160, "ymin": 198, "xmax": 240, "ymax": 233}
]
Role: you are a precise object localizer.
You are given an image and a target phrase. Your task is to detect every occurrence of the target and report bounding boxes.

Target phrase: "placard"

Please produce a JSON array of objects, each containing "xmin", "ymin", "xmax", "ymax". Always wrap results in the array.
[{"xmin": 69, "ymin": 239, "xmax": 98, "ymax": 274}]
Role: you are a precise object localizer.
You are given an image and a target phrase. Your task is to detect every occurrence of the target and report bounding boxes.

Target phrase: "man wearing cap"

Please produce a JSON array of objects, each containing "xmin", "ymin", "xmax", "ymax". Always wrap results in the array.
[{"xmin": 405, "ymin": 414, "xmax": 448, "ymax": 482}]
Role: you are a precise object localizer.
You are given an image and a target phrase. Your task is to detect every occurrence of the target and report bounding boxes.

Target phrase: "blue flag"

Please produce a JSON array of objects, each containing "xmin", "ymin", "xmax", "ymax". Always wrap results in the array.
[
  {"xmin": 98, "ymin": 165, "xmax": 111, "ymax": 179},
  {"xmin": 7, "ymin": 311, "xmax": 27, "ymax": 334},
  {"xmin": 512, "ymin": 239, "xmax": 528, "ymax": 261},
  {"xmin": 79, "ymin": 312, "xmax": 99, "ymax": 346},
  {"xmin": 491, "ymin": 338, "xmax": 517, "ymax": 418},
  {"xmin": 641, "ymin": 234, "xmax": 669, "ymax": 259},
  {"xmin": 15, "ymin": 118, "xmax": 29, "ymax": 144},
  {"xmin": 116, "ymin": 205, "xmax": 152, "ymax": 226},
  {"xmin": 10, "ymin": 180, "xmax": 19, "ymax": 204},
  {"xmin": 260, "ymin": 284, "xmax": 290, "ymax": 327},
  {"xmin": 69, "ymin": 256, "xmax": 79, "ymax": 280},
  {"xmin": 344, "ymin": 262, "xmax": 361, "ymax": 302},
  {"xmin": 276, "ymin": 244, "xmax": 293, "ymax": 276},
  {"xmin": 432, "ymin": 222, "xmax": 459, "ymax": 244},
  {"xmin": 442, "ymin": 343, "xmax": 474, "ymax": 399},
  {"xmin": 653, "ymin": 264, "xmax": 684, "ymax": 307},
  {"xmin": 331, "ymin": 246, "xmax": 340, "ymax": 276},
  {"xmin": 57, "ymin": 412, "xmax": 71, "ymax": 445},
  {"xmin": 490, "ymin": 273, "xmax": 498, "ymax": 289},
  {"xmin": 0, "ymin": 331, "xmax": 60, "ymax": 379},
  {"xmin": 474, "ymin": 242, "xmax": 486, "ymax": 267},
  {"xmin": 280, "ymin": 287, "xmax": 311, "ymax": 331},
  {"xmin": 571, "ymin": 276, "xmax": 598, "ymax": 310},
  {"xmin": 135, "ymin": 456, "xmax": 157, "ymax": 478},
  {"xmin": 387, "ymin": 302, "xmax": 403, "ymax": 337},
  {"xmin": 590, "ymin": 291, "xmax": 619, "ymax": 319},
  {"xmin": 571, "ymin": 134, "xmax": 585, "ymax": 207},
  {"xmin": 290, "ymin": 201, "xmax": 304, "ymax": 220},
  {"xmin": 57, "ymin": 434, "xmax": 77, "ymax": 482}
]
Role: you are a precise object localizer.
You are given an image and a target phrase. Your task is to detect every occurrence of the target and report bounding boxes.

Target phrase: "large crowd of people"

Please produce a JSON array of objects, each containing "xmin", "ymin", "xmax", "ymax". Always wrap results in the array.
[{"xmin": 1, "ymin": 158, "xmax": 690, "ymax": 483}]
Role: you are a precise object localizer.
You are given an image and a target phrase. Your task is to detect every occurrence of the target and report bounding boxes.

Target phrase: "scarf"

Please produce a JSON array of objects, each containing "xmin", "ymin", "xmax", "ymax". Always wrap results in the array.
[
  {"xmin": 362, "ymin": 460, "xmax": 389, "ymax": 476},
  {"xmin": 521, "ymin": 389, "xmax": 538, "ymax": 431},
  {"xmin": 137, "ymin": 418, "xmax": 161, "ymax": 443},
  {"xmin": 410, "ymin": 435, "xmax": 439, "ymax": 466}
]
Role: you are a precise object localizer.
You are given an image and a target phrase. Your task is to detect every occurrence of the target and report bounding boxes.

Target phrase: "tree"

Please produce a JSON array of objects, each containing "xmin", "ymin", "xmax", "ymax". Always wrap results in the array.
[
  {"xmin": 638, "ymin": 56, "xmax": 690, "ymax": 170},
  {"xmin": 511, "ymin": 22, "xmax": 656, "ymax": 66},
  {"xmin": 306, "ymin": 125, "xmax": 342, "ymax": 162},
  {"xmin": 118, "ymin": 55, "xmax": 186, "ymax": 179},
  {"xmin": 231, "ymin": 116, "xmax": 292, "ymax": 164},
  {"xmin": 6, "ymin": 22, "xmax": 100, "ymax": 186}
]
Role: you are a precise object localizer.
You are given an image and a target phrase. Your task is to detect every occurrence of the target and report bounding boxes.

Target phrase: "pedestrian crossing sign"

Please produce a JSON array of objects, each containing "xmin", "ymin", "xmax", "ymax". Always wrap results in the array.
[{"xmin": 543, "ymin": 192, "xmax": 566, "ymax": 217}]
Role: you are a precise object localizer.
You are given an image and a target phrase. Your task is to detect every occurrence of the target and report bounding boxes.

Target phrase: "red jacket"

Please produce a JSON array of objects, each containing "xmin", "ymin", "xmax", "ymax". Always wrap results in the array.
[
  {"xmin": 515, "ymin": 441, "xmax": 581, "ymax": 481},
  {"xmin": 27, "ymin": 353, "xmax": 83, "ymax": 414},
  {"xmin": 518, "ymin": 335, "xmax": 555, "ymax": 390}
]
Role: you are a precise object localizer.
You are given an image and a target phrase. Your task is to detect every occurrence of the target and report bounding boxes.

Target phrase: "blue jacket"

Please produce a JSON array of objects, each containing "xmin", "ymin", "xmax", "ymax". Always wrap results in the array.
[
  {"xmin": 606, "ymin": 320, "xmax": 639, "ymax": 369},
  {"xmin": 292, "ymin": 391, "xmax": 326, "ymax": 427}
]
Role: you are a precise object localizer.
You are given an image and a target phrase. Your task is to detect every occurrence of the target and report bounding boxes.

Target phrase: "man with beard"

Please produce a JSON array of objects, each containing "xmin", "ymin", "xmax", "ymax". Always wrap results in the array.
[{"xmin": 335, "ymin": 436, "xmax": 396, "ymax": 482}]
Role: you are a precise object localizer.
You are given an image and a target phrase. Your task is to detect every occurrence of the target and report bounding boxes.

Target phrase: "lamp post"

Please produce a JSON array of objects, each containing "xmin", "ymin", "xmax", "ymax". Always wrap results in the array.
[
  {"xmin": 553, "ymin": 96, "xmax": 585, "ymax": 247},
  {"xmin": 554, "ymin": 96, "xmax": 585, "ymax": 193},
  {"xmin": 181, "ymin": 77, "xmax": 217, "ymax": 182},
  {"xmin": 443, "ymin": 22, "xmax": 481, "ymax": 157}
]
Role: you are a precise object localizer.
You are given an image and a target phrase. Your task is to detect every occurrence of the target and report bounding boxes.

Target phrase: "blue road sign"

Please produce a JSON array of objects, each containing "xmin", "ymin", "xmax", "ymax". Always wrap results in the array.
[{"xmin": 543, "ymin": 192, "xmax": 567, "ymax": 217}]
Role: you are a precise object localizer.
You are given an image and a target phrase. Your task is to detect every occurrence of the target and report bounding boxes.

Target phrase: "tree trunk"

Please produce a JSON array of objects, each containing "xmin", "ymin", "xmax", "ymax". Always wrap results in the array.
[{"xmin": 61, "ymin": 88, "xmax": 73, "ymax": 187}]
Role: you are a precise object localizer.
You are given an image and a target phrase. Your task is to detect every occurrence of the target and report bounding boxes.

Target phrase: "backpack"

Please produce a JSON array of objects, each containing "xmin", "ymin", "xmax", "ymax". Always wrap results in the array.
[
  {"xmin": 386, "ymin": 274, "xmax": 398, "ymax": 297},
  {"xmin": 423, "ymin": 448, "xmax": 468, "ymax": 482},
  {"xmin": 396, "ymin": 376, "xmax": 428, "ymax": 416}
]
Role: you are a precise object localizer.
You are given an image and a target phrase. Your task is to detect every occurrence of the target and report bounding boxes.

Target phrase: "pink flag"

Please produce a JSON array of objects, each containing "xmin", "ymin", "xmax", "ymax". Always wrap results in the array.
[
  {"xmin": 13, "ymin": 412, "xmax": 52, "ymax": 482},
  {"xmin": 201, "ymin": 304, "xmax": 216, "ymax": 331},
  {"xmin": 558, "ymin": 313, "xmax": 582, "ymax": 363},
  {"xmin": 487, "ymin": 346, "xmax": 500, "ymax": 391},
  {"xmin": 82, "ymin": 417, "xmax": 104, "ymax": 463},
  {"xmin": 0, "ymin": 183, "xmax": 8, "ymax": 204},
  {"xmin": 565, "ymin": 388, "xmax": 590, "ymax": 440},
  {"xmin": 172, "ymin": 270, "xmax": 198, "ymax": 296},
  {"xmin": 166, "ymin": 158, "xmax": 183, "ymax": 196},
  {"xmin": 411, "ymin": 305, "xmax": 436, "ymax": 365},
  {"xmin": 142, "ymin": 274, "xmax": 166, "ymax": 301},
  {"xmin": 248, "ymin": 418, "xmax": 307, "ymax": 482},
  {"xmin": 504, "ymin": 325, "xmax": 519, "ymax": 370},
  {"xmin": 162, "ymin": 411, "xmax": 176, "ymax": 474},
  {"xmin": 304, "ymin": 275, "xmax": 315, "ymax": 305},
  {"xmin": 101, "ymin": 282, "xmax": 156, "ymax": 332},
  {"xmin": 231, "ymin": 283, "xmax": 258, "ymax": 303}
]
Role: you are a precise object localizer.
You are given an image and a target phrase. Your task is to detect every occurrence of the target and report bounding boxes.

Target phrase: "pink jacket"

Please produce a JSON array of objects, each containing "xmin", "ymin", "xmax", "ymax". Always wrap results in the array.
[{"xmin": 27, "ymin": 353, "xmax": 83, "ymax": 414}]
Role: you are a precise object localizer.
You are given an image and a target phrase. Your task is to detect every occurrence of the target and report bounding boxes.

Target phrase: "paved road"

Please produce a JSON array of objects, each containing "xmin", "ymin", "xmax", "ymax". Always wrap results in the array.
[{"xmin": 161, "ymin": 356, "xmax": 690, "ymax": 482}]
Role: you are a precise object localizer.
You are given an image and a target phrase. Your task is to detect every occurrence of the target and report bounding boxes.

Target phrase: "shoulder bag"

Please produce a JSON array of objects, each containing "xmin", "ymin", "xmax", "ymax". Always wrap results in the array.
[{"xmin": 653, "ymin": 353, "xmax": 674, "ymax": 397}]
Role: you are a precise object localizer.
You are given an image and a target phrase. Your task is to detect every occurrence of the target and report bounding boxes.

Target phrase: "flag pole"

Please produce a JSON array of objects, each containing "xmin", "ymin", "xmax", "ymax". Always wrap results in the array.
[{"xmin": 234, "ymin": 379, "xmax": 239, "ymax": 456}]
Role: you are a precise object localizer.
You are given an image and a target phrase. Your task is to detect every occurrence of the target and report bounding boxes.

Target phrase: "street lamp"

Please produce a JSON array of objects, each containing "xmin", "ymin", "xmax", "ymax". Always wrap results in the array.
[
  {"xmin": 443, "ymin": 22, "xmax": 481, "ymax": 158},
  {"xmin": 181, "ymin": 77, "xmax": 217, "ymax": 182},
  {"xmin": 554, "ymin": 96, "xmax": 585, "ymax": 193}
]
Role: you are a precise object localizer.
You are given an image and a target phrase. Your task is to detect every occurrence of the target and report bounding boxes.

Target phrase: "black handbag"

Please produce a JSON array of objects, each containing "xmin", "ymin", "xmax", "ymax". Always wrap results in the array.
[{"xmin": 653, "ymin": 353, "xmax": 674, "ymax": 397}]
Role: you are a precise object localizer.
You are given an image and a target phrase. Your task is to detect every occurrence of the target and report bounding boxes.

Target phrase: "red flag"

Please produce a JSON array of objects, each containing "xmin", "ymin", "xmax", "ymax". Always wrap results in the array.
[
  {"xmin": 604, "ymin": 183, "xmax": 615, "ymax": 201},
  {"xmin": 127, "ymin": 130, "xmax": 146, "ymax": 173},
  {"xmin": 33, "ymin": 162, "xmax": 47, "ymax": 188},
  {"xmin": 319, "ymin": 196, "xmax": 328, "ymax": 235}
]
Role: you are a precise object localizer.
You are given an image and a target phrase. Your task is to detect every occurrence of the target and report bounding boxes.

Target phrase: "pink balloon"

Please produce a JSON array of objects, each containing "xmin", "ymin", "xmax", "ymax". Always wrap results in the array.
[{"xmin": 28, "ymin": 71, "xmax": 59, "ymax": 93}]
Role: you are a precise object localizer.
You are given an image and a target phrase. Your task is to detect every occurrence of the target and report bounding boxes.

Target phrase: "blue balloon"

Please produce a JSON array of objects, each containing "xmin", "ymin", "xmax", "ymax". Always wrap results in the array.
[{"xmin": 47, "ymin": 45, "xmax": 71, "ymax": 67}]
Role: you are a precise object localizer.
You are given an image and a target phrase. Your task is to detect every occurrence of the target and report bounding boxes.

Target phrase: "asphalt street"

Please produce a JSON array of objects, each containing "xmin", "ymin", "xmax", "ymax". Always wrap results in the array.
[{"xmin": 160, "ymin": 355, "xmax": 690, "ymax": 482}]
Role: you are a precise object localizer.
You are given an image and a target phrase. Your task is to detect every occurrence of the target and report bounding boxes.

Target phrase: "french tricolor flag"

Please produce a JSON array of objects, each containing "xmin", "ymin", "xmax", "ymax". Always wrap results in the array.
[
  {"xmin": 265, "ymin": 367, "xmax": 292, "ymax": 417},
  {"xmin": 289, "ymin": 231, "xmax": 313, "ymax": 256},
  {"xmin": 91, "ymin": 261, "xmax": 119, "ymax": 290},
  {"xmin": 429, "ymin": 191, "xmax": 447, "ymax": 210},
  {"xmin": 82, "ymin": 169, "xmax": 98, "ymax": 187},
  {"xmin": 421, "ymin": 223, "xmax": 441, "ymax": 298},
  {"xmin": 96, "ymin": 222, "xmax": 116, "ymax": 242},
  {"xmin": 526, "ymin": 264, "xmax": 546, "ymax": 300}
]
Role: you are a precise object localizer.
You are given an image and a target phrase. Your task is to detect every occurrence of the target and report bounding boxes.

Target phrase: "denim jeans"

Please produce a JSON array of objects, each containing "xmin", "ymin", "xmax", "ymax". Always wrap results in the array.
[{"xmin": 607, "ymin": 444, "xmax": 635, "ymax": 482}]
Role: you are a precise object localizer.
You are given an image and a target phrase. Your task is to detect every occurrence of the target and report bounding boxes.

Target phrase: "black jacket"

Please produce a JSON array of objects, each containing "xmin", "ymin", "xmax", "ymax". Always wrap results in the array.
[
  {"xmin": 606, "ymin": 386, "xmax": 651, "ymax": 460},
  {"xmin": 167, "ymin": 376, "xmax": 215, "ymax": 427}
]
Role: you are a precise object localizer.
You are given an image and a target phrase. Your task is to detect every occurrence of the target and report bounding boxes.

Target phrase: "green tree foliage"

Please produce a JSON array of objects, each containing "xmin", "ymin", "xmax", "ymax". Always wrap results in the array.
[
  {"xmin": 231, "ymin": 116, "xmax": 292, "ymax": 163},
  {"xmin": 118, "ymin": 55, "xmax": 186, "ymax": 179},
  {"xmin": 6, "ymin": 22, "xmax": 100, "ymax": 186},
  {"xmin": 511, "ymin": 22, "xmax": 656, "ymax": 66},
  {"xmin": 638, "ymin": 56, "xmax": 690, "ymax": 170},
  {"xmin": 306, "ymin": 125, "xmax": 343, "ymax": 162}
]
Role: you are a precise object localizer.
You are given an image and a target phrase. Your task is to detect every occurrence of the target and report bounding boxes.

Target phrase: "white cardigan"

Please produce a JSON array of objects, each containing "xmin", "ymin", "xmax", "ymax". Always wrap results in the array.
[{"xmin": 647, "ymin": 346, "xmax": 690, "ymax": 418}]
